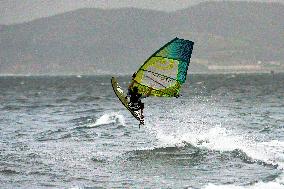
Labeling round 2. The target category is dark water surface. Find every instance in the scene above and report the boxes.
[0,73,283,188]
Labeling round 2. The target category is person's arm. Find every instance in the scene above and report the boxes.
[128,80,134,90]
[128,72,137,89]
[127,81,135,97]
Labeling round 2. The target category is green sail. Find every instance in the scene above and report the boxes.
[131,37,194,97]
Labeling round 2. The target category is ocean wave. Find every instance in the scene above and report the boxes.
[0,168,19,175]
[231,149,278,169]
[202,175,284,189]
[55,98,70,103]
[2,105,22,111]
[125,144,205,161]
[2,104,57,111]
[73,108,103,114]
[91,156,107,163]
[147,123,284,169]
[72,96,102,103]
[89,112,126,127]
[145,120,284,188]
[34,129,72,141]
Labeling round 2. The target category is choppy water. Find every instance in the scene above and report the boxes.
[0,73,283,188]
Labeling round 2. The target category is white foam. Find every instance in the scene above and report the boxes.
[151,123,284,168]
[91,112,125,127]
[203,180,284,189]
[146,117,284,188]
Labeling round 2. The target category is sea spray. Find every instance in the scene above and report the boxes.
[92,112,125,127]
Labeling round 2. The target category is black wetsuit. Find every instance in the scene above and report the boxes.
[128,90,144,111]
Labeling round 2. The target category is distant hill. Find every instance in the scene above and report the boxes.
[0,1,283,75]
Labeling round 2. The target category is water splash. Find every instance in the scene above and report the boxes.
[203,180,284,189]
[91,112,125,127]
[144,99,284,188]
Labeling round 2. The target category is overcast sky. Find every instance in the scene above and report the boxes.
[1,0,283,25]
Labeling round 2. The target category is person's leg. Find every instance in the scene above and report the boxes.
[140,103,144,118]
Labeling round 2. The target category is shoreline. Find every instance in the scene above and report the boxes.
[0,71,283,77]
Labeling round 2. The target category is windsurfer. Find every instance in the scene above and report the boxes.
[126,73,152,119]
[127,86,145,118]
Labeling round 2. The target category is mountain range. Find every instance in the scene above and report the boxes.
[0,1,283,75]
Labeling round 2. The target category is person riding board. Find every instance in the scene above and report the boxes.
[126,72,152,119]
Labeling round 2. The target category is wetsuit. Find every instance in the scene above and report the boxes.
[127,90,144,111]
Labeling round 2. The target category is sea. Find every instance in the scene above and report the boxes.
[0,73,283,189]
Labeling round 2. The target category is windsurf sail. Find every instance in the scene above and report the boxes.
[130,37,194,97]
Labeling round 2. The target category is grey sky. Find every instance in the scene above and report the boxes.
[1,0,283,25]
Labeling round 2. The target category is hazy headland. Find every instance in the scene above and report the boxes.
[1,1,283,75]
